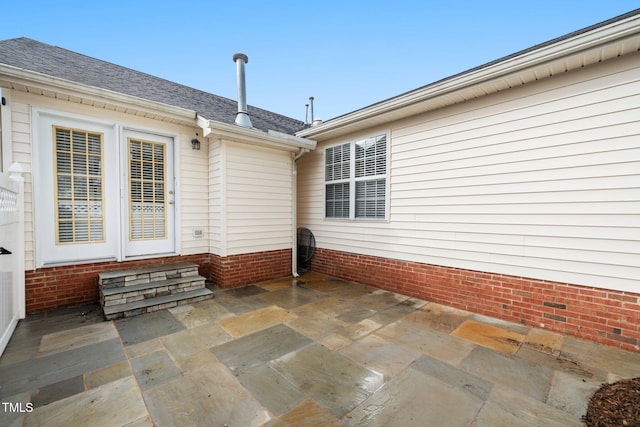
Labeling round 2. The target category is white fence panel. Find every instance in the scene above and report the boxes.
[0,162,24,357]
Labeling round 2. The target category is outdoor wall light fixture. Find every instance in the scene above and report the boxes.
[190,138,201,150]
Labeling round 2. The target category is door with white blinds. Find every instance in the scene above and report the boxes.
[34,111,119,267]
[122,130,175,257]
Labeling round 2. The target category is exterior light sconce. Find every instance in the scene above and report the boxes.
[191,138,201,150]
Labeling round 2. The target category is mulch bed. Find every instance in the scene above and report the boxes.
[583,377,640,426]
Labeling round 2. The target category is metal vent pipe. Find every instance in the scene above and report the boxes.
[233,53,253,128]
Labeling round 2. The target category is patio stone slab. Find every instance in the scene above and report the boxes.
[238,364,305,416]
[339,318,383,340]
[258,286,326,310]
[345,364,484,427]
[39,322,119,357]
[86,360,132,389]
[317,333,353,351]
[418,302,472,333]
[23,376,148,427]
[160,322,231,360]
[257,277,296,291]
[547,370,602,418]
[224,284,268,299]
[286,309,348,341]
[297,278,344,292]
[211,324,312,375]
[452,319,525,355]
[411,354,493,400]
[335,305,376,324]
[461,346,554,402]
[561,335,640,379]
[377,315,476,365]
[297,296,369,320]
[267,398,345,427]
[270,343,384,418]
[115,310,185,346]
[0,338,125,398]
[170,302,235,328]
[0,391,29,427]
[144,362,270,427]
[125,339,164,359]
[367,298,425,327]
[339,333,421,380]
[354,289,409,311]
[209,292,259,315]
[217,305,296,337]
[523,327,564,356]
[174,349,219,373]
[516,346,604,381]
[475,385,582,427]
[31,375,84,407]
[131,351,181,391]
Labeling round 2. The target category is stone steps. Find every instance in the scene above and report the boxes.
[98,263,213,320]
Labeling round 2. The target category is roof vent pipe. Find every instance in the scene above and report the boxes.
[233,53,253,128]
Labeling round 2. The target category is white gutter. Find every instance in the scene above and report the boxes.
[291,147,308,278]
[197,115,316,152]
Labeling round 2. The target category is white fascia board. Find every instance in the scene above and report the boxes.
[198,115,316,151]
[297,13,640,139]
[0,64,197,123]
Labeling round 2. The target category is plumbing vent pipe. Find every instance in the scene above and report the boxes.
[233,53,253,128]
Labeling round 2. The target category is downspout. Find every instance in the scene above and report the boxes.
[292,147,308,278]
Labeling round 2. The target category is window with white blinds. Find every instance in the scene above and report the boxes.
[325,133,388,219]
[53,127,105,244]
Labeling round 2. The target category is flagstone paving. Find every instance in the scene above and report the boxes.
[2,272,640,426]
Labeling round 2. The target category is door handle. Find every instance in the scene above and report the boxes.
[0,247,12,255]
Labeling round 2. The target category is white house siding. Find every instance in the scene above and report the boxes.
[297,54,640,293]
[208,140,223,255]
[223,141,293,255]
[7,90,210,268]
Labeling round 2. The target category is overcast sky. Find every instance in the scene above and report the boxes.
[1,1,637,121]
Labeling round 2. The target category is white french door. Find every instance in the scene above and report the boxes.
[122,129,175,258]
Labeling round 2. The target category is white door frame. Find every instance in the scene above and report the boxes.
[121,127,177,259]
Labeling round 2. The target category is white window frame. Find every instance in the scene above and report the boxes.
[324,131,390,221]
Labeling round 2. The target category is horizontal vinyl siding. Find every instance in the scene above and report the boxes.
[208,141,223,255]
[10,97,34,269]
[298,55,640,293]
[225,142,293,255]
[179,139,209,255]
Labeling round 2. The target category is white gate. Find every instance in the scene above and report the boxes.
[0,163,24,357]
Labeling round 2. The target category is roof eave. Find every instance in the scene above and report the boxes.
[197,115,316,152]
[297,12,640,141]
[0,64,198,126]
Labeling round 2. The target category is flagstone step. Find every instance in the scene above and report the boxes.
[103,288,213,320]
[99,263,200,289]
[98,263,213,320]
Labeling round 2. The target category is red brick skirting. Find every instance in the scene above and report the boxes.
[209,249,292,289]
[25,248,292,314]
[310,247,640,352]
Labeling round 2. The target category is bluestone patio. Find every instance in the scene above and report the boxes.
[2,272,639,426]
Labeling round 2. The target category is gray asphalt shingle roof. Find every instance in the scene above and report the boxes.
[0,37,306,135]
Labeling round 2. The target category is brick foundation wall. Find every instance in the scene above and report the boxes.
[25,248,292,314]
[209,249,292,288]
[311,247,640,352]
[26,254,210,314]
